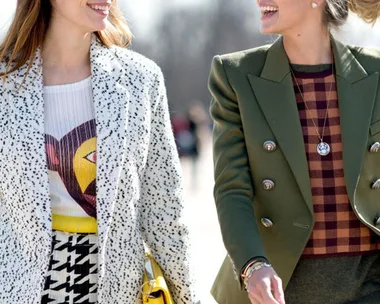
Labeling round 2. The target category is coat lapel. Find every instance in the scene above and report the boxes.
[5,49,52,236]
[248,38,313,214]
[89,38,130,242]
[332,40,379,202]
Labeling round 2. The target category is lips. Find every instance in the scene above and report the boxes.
[87,2,111,15]
[260,5,279,15]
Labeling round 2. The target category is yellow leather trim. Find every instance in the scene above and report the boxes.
[142,253,174,304]
[52,214,98,233]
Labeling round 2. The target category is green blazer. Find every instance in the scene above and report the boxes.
[209,37,380,304]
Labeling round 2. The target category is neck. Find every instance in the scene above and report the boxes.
[283,27,333,65]
[42,17,92,70]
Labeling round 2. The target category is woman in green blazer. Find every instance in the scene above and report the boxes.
[209,0,380,303]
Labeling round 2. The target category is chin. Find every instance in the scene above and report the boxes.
[260,24,282,35]
[260,27,276,34]
[89,22,108,32]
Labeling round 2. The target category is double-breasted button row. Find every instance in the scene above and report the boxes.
[369,142,380,153]
[261,141,276,228]
[262,141,276,189]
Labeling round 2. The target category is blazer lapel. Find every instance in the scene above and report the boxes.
[90,39,130,241]
[248,38,313,214]
[332,40,379,202]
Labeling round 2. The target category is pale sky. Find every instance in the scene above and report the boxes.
[0,1,16,37]
[0,0,205,38]
[1,0,380,46]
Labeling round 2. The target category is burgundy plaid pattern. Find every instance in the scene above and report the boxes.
[292,67,380,256]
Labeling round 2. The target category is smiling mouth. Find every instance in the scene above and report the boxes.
[260,6,279,17]
[87,3,111,15]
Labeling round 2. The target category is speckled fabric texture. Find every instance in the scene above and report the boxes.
[0,37,199,304]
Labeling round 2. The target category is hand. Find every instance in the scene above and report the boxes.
[246,266,285,304]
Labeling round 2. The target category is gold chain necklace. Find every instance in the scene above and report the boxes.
[290,64,335,156]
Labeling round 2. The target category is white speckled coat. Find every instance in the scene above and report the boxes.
[0,38,198,304]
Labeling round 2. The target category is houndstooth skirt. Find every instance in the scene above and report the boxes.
[41,230,98,304]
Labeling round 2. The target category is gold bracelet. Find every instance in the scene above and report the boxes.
[243,262,272,290]
[241,260,260,279]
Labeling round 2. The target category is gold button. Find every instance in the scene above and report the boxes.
[263,141,277,152]
[370,142,380,153]
[261,218,273,228]
[262,179,275,190]
[372,179,380,190]
[374,216,380,226]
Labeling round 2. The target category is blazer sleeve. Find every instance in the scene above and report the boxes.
[209,55,268,287]
[139,67,199,304]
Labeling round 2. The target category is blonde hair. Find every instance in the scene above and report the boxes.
[325,0,379,28]
[349,0,380,24]
[0,0,132,78]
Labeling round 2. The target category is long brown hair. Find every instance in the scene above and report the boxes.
[0,0,132,78]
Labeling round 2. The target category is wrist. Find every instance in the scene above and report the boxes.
[242,261,272,290]
[241,260,262,279]
[241,257,269,279]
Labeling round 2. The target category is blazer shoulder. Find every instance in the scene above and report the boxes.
[112,46,162,80]
[111,47,165,111]
[215,44,272,77]
[349,45,380,74]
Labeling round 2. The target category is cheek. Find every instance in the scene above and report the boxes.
[279,5,307,26]
[54,0,88,19]
[54,2,96,27]
[52,0,108,32]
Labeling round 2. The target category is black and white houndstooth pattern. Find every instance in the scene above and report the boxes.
[41,231,98,304]
[0,36,199,303]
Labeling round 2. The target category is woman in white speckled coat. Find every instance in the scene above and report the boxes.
[0,1,199,303]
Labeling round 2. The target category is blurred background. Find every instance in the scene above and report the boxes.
[1,1,380,302]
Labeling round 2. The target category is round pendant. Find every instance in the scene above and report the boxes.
[317,142,330,156]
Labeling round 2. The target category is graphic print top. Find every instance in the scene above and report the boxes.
[44,77,97,233]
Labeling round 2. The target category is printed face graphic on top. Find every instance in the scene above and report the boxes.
[46,119,97,218]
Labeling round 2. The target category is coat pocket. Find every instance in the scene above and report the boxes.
[370,119,380,136]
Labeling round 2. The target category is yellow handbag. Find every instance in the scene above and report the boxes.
[142,253,174,304]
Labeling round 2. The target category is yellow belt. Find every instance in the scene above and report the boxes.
[52,214,98,233]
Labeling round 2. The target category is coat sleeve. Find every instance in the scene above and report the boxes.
[139,66,199,304]
[209,55,268,288]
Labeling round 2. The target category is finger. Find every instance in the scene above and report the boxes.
[260,281,280,304]
[248,291,259,304]
[248,295,259,304]
[271,276,285,304]
[248,280,266,304]
[248,286,261,304]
